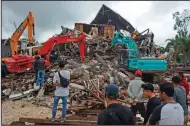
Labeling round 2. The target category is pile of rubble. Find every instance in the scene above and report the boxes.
[1,27,165,106]
[4,27,190,125]
[2,32,134,118]
[2,36,137,124]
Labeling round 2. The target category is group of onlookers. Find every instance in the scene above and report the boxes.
[97,70,189,125]
[32,54,189,125]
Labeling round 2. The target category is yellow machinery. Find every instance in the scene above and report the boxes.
[2,11,35,62]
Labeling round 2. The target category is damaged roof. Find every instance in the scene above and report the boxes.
[90,4,136,33]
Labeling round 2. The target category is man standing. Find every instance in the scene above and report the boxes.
[36,55,46,87]
[97,84,135,125]
[179,72,189,95]
[52,60,70,122]
[55,49,59,61]
[179,72,189,107]
[1,62,8,78]
[141,83,161,125]
[127,70,145,118]
[32,55,40,82]
[172,76,189,125]
[147,82,184,125]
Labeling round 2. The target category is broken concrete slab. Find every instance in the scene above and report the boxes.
[2,88,12,96]
[69,83,85,90]
[9,89,36,100]
[117,72,130,84]
[82,70,90,80]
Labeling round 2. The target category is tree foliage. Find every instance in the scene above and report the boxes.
[165,9,190,64]
[173,9,190,37]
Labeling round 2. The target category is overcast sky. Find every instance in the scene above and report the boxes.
[2,1,190,47]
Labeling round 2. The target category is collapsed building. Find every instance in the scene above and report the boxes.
[2,4,190,125]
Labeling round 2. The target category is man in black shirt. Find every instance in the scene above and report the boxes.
[97,84,135,125]
[141,83,161,125]
[32,55,40,82]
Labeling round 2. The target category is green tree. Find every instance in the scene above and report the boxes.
[165,9,190,64]
[173,9,190,37]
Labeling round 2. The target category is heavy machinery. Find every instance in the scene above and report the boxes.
[39,31,86,62]
[111,32,167,82]
[4,22,86,73]
[3,12,36,73]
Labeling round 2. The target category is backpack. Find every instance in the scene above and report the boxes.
[58,71,69,88]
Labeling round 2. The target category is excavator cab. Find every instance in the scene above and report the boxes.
[112,32,167,72]
[118,49,129,69]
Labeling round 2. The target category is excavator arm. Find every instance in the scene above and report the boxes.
[10,11,35,55]
[39,32,86,62]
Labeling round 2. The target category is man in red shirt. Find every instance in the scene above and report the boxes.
[178,72,189,108]
[179,72,189,95]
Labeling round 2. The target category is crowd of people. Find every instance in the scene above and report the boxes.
[97,70,189,125]
[32,54,189,125]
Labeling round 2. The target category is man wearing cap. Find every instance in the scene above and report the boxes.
[172,76,188,125]
[147,82,184,125]
[97,84,135,125]
[127,70,145,117]
[141,83,161,125]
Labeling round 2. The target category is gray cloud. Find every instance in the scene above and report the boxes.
[133,1,190,46]
[2,1,112,40]
[2,1,190,46]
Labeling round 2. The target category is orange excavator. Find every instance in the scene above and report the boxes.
[5,24,86,73]
[11,11,35,54]
[4,11,36,73]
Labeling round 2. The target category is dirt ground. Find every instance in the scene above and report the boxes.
[2,100,62,125]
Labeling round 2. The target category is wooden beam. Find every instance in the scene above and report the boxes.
[19,117,97,125]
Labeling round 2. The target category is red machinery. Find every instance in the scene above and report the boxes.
[5,32,86,73]
[39,32,86,62]
[5,55,35,73]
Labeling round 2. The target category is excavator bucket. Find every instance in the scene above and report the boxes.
[5,54,34,73]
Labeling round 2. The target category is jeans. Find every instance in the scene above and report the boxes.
[35,69,38,81]
[52,96,67,119]
[36,70,45,86]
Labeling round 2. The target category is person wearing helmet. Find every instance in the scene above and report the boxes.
[127,70,145,118]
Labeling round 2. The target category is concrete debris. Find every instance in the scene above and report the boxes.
[2,26,190,125]
[36,87,45,101]
[2,88,12,96]
[9,89,36,100]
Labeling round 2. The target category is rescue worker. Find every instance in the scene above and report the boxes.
[127,70,145,118]
[49,50,55,63]
[55,49,59,61]
[97,84,135,125]
[49,50,58,64]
